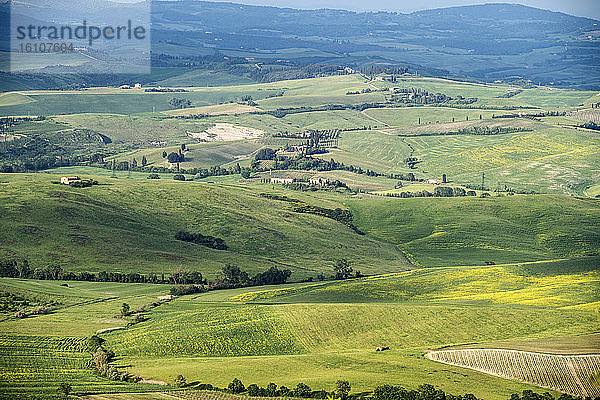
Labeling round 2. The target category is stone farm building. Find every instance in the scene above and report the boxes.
[61,176,82,185]
[426,179,443,184]
[271,177,294,184]
[309,177,329,186]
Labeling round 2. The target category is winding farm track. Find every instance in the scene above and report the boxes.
[425,349,600,397]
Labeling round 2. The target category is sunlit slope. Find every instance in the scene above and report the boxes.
[0,174,407,277]
[231,262,600,308]
[103,264,599,398]
[345,195,600,267]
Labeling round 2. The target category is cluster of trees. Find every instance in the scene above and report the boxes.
[398,126,533,138]
[0,291,59,313]
[346,88,383,95]
[170,284,206,296]
[508,390,580,400]
[212,264,292,289]
[579,121,600,131]
[69,179,99,188]
[382,187,481,198]
[0,126,108,173]
[174,229,228,250]
[261,193,364,235]
[169,97,192,109]
[255,148,277,160]
[164,149,186,164]
[164,378,560,400]
[454,126,532,136]
[239,95,257,106]
[389,88,478,106]
[254,154,383,178]
[292,202,361,232]
[360,65,409,76]
[92,344,140,383]
[215,378,349,399]
[373,384,479,400]
[282,180,350,193]
[492,111,565,119]
[333,259,359,280]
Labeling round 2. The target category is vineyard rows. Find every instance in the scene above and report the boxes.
[425,349,600,397]
[569,109,600,124]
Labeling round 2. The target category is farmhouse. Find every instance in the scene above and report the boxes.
[60,176,82,185]
[271,178,294,184]
[309,177,329,186]
[427,179,443,184]
[134,83,142,89]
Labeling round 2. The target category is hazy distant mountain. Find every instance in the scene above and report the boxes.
[2,0,599,88]
[149,1,600,88]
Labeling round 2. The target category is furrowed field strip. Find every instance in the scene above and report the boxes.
[425,349,600,397]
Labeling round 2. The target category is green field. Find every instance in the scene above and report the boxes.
[329,126,600,194]
[103,265,598,398]
[1,73,600,399]
[3,260,597,399]
[0,173,409,277]
[346,195,600,267]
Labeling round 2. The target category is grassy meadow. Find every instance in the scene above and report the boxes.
[1,73,599,399]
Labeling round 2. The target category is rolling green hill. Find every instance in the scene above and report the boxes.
[1,174,598,276]
[0,173,408,278]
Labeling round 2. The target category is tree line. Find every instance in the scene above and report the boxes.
[155,375,581,400]
[0,256,292,292]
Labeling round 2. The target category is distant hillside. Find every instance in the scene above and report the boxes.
[149,1,600,88]
[2,1,599,89]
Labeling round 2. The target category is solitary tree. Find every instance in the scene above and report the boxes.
[228,378,245,394]
[336,380,351,399]
[141,155,147,166]
[58,382,72,397]
[334,259,353,280]
[162,151,167,158]
[175,374,187,387]
[121,302,130,317]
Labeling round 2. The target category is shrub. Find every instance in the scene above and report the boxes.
[70,180,97,188]
[174,229,228,250]
[173,174,186,181]
[170,285,206,296]
[175,374,187,387]
[229,378,245,394]
[57,382,72,397]
[147,173,160,179]
[255,148,276,160]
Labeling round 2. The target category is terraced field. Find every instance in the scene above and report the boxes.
[0,334,166,398]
